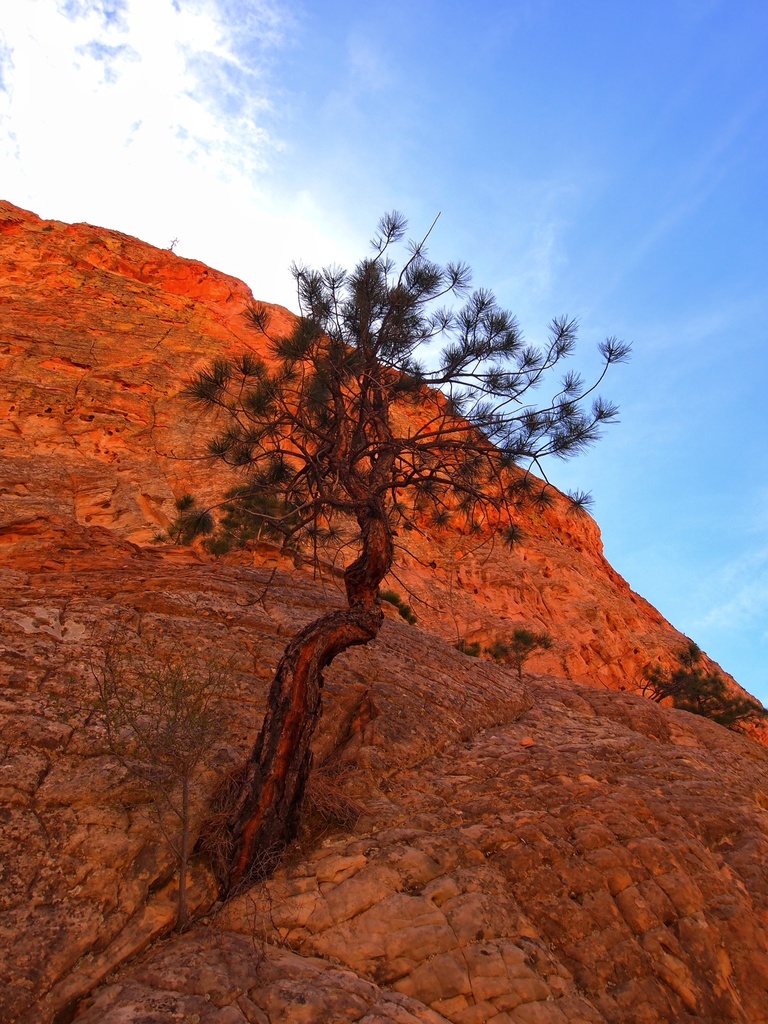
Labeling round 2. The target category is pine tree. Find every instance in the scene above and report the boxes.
[185,212,630,891]
[487,627,554,682]
[642,641,767,730]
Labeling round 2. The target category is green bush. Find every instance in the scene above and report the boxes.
[455,638,482,658]
[380,589,417,625]
[485,627,553,681]
[642,642,767,730]
[204,484,301,555]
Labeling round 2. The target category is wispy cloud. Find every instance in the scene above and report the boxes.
[2,0,280,185]
[0,0,343,305]
[0,33,13,92]
[694,545,768,634]
[489,179,579,327]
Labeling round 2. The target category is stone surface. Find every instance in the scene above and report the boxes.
[0,199,744,692]
[2,203,768,1023]
[3,551,768,1022]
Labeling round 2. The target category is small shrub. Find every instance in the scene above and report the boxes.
[206,535,235,556]
[204,484,302,555]
[83,629,228,929]
[302,759,366,835]
[483,627,553,681]
[505,628,553,682]
[455,638,482,658]
[484,639,510,663]
[380,589,417,624]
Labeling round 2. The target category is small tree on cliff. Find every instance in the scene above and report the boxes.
[642,642,767,730]
[88,630,227,929]
[185,212,630,892]
[487,627,554,682]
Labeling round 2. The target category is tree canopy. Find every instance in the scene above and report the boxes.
[642,642,767,730]
[185,212,630,892]
[187,212,630,554]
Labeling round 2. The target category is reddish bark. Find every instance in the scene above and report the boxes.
[226,511,393,893]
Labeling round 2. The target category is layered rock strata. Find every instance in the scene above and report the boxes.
[0,200,731,689]
[2,202,768,1023]
[2,550,768,1023]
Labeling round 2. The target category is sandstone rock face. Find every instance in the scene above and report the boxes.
[0,199,291,548]
[4,550,768,1023]
[2,203,768,1023]
[0,200,734,691]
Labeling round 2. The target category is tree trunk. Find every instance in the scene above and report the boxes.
[225,510,393,894]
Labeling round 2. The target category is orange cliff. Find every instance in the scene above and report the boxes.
[4,201,768,1024]
[0,199,747,698]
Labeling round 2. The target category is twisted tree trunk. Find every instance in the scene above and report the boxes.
[225,510,393,894]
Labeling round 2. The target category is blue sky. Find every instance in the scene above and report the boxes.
[2,0,768,702]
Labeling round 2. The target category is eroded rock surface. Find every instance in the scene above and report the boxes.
[2,550,768,1022]
[78,671,768,1024]
[0,199,736,690]
[2,203,768,1023]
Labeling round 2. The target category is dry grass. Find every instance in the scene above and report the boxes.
[303,757,367,833]
[197,751,370,891]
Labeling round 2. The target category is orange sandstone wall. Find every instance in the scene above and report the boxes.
[0,200,745,695]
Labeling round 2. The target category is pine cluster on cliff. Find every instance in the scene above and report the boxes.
[642,642,767,730]
[185,212,630,891]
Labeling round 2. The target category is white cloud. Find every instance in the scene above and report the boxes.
[0,0,362,307]
[1,0,276,185]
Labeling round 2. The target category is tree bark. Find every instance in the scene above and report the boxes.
[225,509,393,894]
